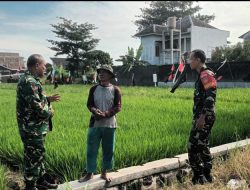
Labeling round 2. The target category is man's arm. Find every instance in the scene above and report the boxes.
[201,70,217,115]
[23,81,52,119]
[87,85,99,113]
[196,70,217,128]
[103,86,122,118]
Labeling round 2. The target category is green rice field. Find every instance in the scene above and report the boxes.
[0,163,7,190]
[0,83,249,181]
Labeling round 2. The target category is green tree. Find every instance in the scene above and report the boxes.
[116,44,147,72]
[240,41,250,61]
[47,17,99,77]
[135,1,215,31]
[211,41,250,62]
[85,50,113,71]
[116,44,148,86]
[45,63,53,74]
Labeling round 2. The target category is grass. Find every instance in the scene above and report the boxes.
[164,145,250,190]
[0,163,7,190]
[0,83,250,182]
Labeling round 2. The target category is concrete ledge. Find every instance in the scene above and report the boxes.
[57,139,250,190]
[158,81,250,88]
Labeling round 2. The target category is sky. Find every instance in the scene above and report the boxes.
[0,1,249,66]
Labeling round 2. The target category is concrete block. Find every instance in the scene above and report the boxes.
[57,139,250,190]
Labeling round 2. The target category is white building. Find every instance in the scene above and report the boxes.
[134,15,230,65]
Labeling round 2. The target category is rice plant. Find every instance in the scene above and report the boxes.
[0,83,249,182]
[0,163,7,190]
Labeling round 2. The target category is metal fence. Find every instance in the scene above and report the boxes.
[113,61,250,86]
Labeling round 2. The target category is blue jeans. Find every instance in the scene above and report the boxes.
[86,127,116,173]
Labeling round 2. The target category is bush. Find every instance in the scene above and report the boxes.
[211,41,250,62]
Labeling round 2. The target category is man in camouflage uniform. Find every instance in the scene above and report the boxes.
[188,49,217,185]
[16,54,60,190]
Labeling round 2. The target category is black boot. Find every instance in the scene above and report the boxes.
[25,187,38,190]
[204,168,213,183]
[25,181,38,190]
[36,178,58,189]
[191,172,207,185]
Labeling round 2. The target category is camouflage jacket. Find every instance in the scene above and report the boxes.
[16,71,52,135]
[193,67,217,120]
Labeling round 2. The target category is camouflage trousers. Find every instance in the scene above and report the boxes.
[20,131,46,186]
[187,114,215,175]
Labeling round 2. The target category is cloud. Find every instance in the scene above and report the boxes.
[0,35,55,62]
[0,1,249,66]
[0,1,146,65]
[50,1,146,63]
[0,11,7,20]
[198,1,250,44]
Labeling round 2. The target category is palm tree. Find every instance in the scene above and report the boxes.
[116,44,148,85]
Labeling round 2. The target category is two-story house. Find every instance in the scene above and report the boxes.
[134,15,230,65]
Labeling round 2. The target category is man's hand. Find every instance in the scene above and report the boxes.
[49,106,55,117]
[94,109,106,120]
[47,94,61,103]
[196,114,206,129]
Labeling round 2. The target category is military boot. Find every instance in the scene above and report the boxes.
[24,181,38,190]
[25,187,38,190]
[36,177,58,189]
[203,168,213,183]
[191,171,207,185]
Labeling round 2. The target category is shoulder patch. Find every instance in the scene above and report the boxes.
[200,70,217,90]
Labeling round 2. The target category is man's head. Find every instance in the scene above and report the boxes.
[97,64,115,82]
[27,54,46,78]
[189,49,206,70]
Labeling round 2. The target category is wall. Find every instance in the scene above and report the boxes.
[57,139,250,190]
[191,26,230,59]
[141,34,191,65]
[141,35,162,65]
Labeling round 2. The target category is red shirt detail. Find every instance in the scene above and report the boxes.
[200,70,217,90]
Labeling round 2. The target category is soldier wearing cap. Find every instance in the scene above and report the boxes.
[79,64,122,183]
[16,54,60,190]
[188,49,217,185]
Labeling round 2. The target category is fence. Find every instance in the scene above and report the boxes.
[113,61,250,86]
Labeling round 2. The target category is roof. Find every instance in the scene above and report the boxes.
[188,16,216,29]
[0,65,18,71]
[239,31,250,40]
[134,15,217,37]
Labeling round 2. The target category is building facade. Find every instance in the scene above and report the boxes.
[134,16,230,65]
[0,52,25,70]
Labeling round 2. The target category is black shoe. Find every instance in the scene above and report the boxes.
[25,182,38,190]
[204,173,213,183]
[25,187,38,190]
[191,175,207,185]
[36,180,58,189]
[204,169,213,183]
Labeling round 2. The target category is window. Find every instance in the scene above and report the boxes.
[165,39,178,49]
[186,38,191,52]
[155,45,160,57]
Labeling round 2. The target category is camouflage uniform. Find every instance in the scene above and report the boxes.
[188,67,217,180]
[16,71,53,187]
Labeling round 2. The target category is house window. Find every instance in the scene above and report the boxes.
[186,38,191,52]
[173,39,179,49]
[155,45,160,57]
[165,39,178,49]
